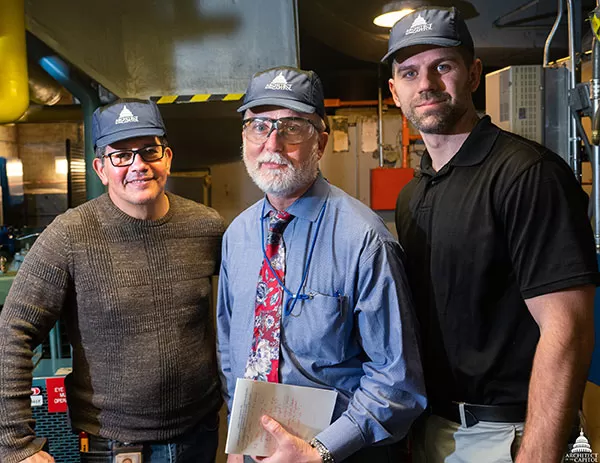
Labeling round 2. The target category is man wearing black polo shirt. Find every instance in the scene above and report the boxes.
[383,6,599,463]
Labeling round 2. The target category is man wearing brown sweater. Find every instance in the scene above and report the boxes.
[0,99,225,463]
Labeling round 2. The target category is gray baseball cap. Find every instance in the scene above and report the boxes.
[92,99,166,148]
[381,7,474,62]
[237,66,325,119]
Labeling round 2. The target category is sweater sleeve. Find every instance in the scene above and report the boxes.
[0,217,72,463]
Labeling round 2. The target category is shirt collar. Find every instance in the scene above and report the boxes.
[419,116,500,176]
[261,172,330,222]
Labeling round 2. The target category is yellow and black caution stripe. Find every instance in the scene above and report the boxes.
[150,94,244,104]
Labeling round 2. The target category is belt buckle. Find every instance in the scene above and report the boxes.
[458,402,479,428]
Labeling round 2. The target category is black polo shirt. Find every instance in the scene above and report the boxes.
[396,116,599,406]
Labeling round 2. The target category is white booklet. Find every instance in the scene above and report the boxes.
[225,378,338,457]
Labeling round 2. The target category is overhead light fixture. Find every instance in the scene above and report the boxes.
[374,7,415,28]
[373,1,479,28]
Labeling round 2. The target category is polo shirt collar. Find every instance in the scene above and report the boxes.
[419,116,500,175]
[261,172,330,222]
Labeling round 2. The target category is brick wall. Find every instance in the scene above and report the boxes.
[17,122,83,193]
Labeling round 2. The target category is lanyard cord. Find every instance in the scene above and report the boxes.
[260,199,327,316]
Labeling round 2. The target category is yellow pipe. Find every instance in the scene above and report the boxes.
[0,0,29,123]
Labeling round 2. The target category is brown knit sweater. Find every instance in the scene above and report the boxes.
[0,192,225,463]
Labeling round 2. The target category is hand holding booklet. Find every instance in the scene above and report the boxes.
[225,378,338,457]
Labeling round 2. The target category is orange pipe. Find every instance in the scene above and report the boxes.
[401,114,420,168]
[323,99,422,168]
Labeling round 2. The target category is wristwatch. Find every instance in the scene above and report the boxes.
[309,438,335,463]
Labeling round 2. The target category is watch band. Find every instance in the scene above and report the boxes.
[309,438,335,463]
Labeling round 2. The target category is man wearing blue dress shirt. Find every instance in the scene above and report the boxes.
[216,66,427,463]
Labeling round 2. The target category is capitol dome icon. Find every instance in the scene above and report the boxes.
[572,430,593,454]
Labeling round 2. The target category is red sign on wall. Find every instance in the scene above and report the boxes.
[46,377,68,413]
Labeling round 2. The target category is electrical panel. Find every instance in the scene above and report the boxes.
[486,65,543,144]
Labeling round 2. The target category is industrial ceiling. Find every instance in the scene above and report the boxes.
[300,0,599,101]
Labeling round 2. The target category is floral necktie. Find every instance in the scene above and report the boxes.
[244,210,293,382]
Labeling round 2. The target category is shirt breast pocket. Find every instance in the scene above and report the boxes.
[283,290,350,365]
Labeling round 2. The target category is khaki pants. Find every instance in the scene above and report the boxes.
[411,414,524,463]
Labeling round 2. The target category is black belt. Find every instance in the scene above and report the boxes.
[86,434,142,452]
[431,401,527,427]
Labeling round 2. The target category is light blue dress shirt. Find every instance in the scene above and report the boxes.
[216,175,426,461]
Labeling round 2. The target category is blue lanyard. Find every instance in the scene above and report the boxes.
[260,199,327,316]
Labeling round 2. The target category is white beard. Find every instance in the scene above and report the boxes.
[242,140,320,197]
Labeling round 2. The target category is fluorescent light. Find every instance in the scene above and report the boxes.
[373,8,414,27]
[55,157,68,175]
[6,160,23,178]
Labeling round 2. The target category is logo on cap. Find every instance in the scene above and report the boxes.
[265,72,293,91]
[405,14,433,35]
[114,105,139,125]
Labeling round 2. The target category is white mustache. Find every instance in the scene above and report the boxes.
[257,152,292,167]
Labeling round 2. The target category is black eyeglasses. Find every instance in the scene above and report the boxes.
[103,144,167,167]
[242,117,321,145]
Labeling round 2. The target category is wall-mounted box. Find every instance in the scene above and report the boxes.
[370,167,414,211]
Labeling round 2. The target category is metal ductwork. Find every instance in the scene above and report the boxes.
[28,60,64,106]
[16,104,82,123]
[0,0,29,123]
[28,34,103,200]
[25,0,298,97]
